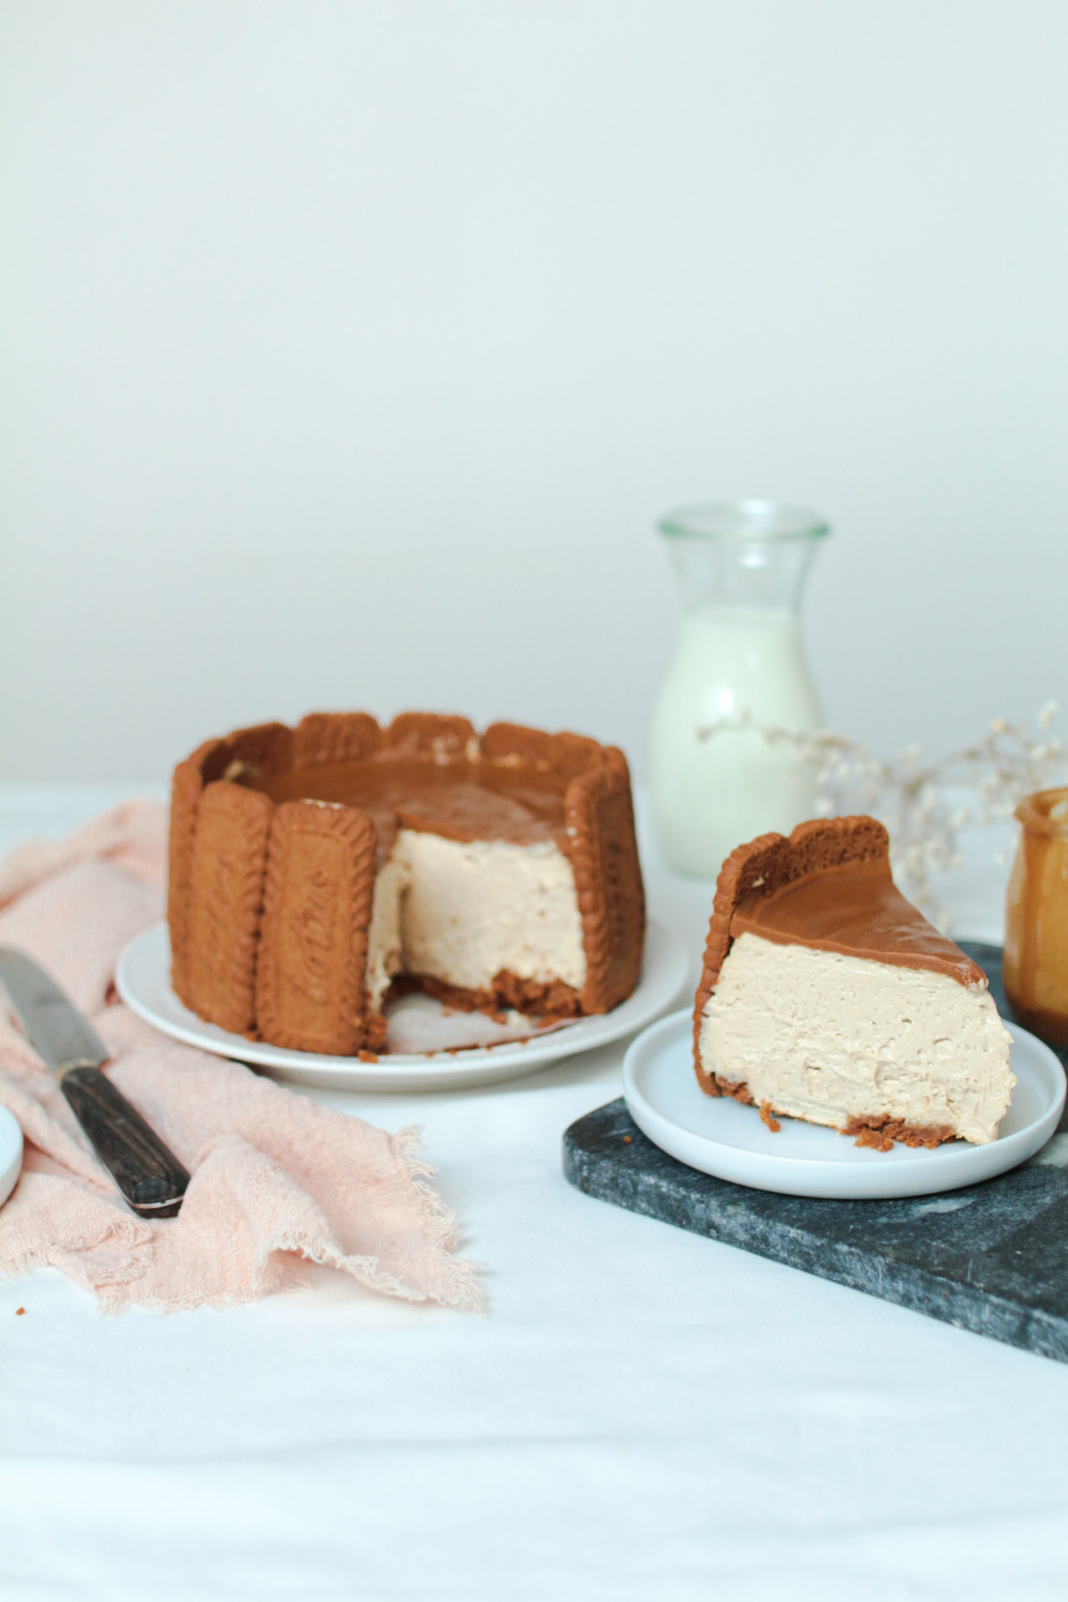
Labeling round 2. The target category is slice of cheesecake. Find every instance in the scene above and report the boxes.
[693,817,1015,1149]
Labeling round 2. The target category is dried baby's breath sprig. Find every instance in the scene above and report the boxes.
[697,705,1066,929]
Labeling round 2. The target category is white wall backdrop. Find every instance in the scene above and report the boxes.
[1,0,1066,784]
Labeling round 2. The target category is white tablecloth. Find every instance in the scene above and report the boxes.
[1,789,1065,1602]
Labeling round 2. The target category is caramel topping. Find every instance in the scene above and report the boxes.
[729,857,985,988]
[240,755,569,848]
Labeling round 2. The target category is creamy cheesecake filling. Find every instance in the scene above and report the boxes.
[699,932,1015,1145]
[366,830,586,1011]
[366,855,410,1010]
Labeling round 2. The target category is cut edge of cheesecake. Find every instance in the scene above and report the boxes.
[691,816,1003,1149]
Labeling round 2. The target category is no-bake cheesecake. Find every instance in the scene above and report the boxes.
[693,817,1015,1148]
[168,713,645,1055]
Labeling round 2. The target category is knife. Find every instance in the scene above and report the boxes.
[0,948,189,1218]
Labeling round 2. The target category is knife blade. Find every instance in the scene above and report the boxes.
[0,948,189,1218]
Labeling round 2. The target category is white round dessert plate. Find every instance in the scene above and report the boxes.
[622,1009,1067,1200]
[116,920,689,1093]
[0,1107,23,1210]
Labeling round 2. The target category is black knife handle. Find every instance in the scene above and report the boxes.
[61,1067,190,1218]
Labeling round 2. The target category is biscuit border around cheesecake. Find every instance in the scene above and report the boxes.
[690,815,983,1149]
[167,712,645,1054]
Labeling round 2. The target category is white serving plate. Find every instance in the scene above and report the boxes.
[622,1008,1067,1200]
[116,920,689,1093]
[0,1106,23,1210]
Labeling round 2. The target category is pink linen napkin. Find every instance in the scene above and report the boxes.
[0,802,482,1313]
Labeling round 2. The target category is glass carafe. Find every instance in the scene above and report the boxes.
[651,501,830,877]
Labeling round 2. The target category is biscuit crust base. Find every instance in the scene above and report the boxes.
[692,816,962,1152]
[168,712,644,1056]
[845,1116,958,1152]
[361,969,584,1058]
[415,972,584,1020]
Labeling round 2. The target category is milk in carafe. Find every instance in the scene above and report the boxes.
[650,503,829,877]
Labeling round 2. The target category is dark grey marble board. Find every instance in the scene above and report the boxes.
[563,942,1068,1363]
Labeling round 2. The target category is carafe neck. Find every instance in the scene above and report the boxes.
[658,500,829,618]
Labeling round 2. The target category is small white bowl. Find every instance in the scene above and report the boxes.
[0,1106,23,1210]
